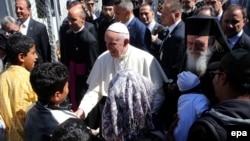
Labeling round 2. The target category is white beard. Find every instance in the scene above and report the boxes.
[186,47,213,76]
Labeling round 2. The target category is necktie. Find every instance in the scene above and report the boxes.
[19,24,24,34]
[162,28,170,39]
[159,29,170,60]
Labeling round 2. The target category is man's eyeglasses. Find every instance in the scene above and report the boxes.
[209,71,222,79]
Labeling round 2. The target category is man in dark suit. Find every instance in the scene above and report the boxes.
[160,0,186,84]
[15,0,51,63]
[221,4,250,50]
[157,0,186,131]
[204,0,224,21]
[114,0,151,51]
[139,3,166,57]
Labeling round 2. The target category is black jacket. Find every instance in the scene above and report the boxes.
[24,101,76,141]
[187,99,250,141]
[27,18,51,63]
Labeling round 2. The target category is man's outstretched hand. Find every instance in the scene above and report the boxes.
[75,108,85,119]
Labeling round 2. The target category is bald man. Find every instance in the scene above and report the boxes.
[64,6,99,112]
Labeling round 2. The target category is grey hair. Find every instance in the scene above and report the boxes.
[1,16,17,30]
[116,0,133,11]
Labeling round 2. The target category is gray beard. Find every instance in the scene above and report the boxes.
[186,47,213,76]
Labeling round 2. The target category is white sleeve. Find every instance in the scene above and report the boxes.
[78,89,102,118]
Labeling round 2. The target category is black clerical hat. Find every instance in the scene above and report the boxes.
[185,14,229,48]
[103,0,115,6]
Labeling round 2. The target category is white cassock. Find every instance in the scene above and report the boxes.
[78,45,169,117]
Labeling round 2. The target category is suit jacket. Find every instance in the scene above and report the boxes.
[127,17,152,51]
[26,18,51,63]
[150,23,168,58]
[151,22,165,35]
[232,32,250,50]
[159,20,186,81]
[157,21,186,131]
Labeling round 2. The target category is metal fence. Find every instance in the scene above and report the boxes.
[5,0,70,62]
[29,0,68,62]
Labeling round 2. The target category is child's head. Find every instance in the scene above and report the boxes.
[51,118,100,141]
[6,32,37,69]
[177,71,201,93]
[30,62,69,104]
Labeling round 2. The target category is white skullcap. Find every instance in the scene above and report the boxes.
[106,22,129,34]
[177,71,200,92]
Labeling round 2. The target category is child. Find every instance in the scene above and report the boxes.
[24,62,77,141]
[51,118,101,141]
[0,33,38,141]
[173,71,209,141]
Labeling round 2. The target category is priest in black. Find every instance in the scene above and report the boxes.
[93,0,115,54]
[61,5,99,112]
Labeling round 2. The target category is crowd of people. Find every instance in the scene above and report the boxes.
[0,0,250,141]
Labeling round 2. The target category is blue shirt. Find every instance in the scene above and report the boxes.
[174,93,209,141]
[227,30,243,49]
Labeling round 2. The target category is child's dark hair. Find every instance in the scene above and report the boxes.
[30,62,69,103]
[6,32,35,64]
[51,118,101,141]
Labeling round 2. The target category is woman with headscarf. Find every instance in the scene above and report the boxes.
[102,69,166,141]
